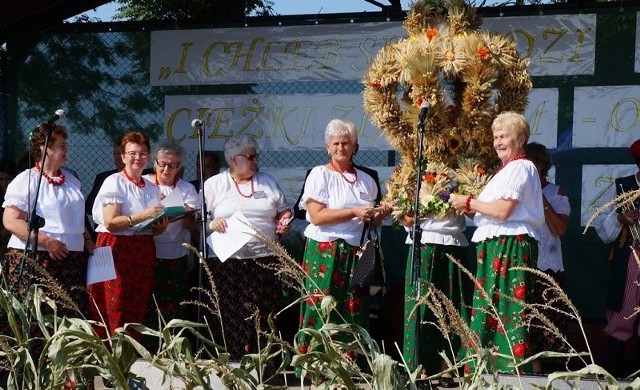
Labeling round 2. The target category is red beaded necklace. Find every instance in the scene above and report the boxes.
[122,168,145,188]
[329,160,357,184]
[501,154,528,168]
[35,162,65,186]
[231,174,254,198]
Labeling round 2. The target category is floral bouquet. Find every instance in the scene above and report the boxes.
[455,156,493,197]
[387,157,493,221]
[388,161,457,220]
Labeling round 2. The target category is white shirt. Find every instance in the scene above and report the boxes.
[592,174,639,244]
[203,170,290,259]
[472,159,544,243]
[533,182,571,272]
[3,167,85,251]
[301,165,378,246]
[92,172,162,236]
[404,213,468,247]
[144,175,199,259]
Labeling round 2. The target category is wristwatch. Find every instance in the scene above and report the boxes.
[127,215,133,227]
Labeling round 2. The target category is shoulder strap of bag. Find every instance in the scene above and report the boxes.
[360,221,372,246]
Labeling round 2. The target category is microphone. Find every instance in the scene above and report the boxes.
[417,101,430,125]
[46,109,65,126]
[191,119,203,129]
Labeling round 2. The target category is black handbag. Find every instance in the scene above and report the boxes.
[350,221,386,294]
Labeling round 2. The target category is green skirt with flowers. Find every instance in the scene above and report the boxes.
[295,237,369,353]
[460,234,536,374]
[403,243,468,375]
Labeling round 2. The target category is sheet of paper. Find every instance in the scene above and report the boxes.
[206,211,255,262]
[86,246,117,285]
[161,187,183,207]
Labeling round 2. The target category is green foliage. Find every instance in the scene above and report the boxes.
[113,0,275,22]
[7,29,165,164]
[1,246,636,390]
[292,321,406,389]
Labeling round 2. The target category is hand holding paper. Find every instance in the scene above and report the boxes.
[206,211,256,262]
[132,189,191,233]
[86,246,117,285]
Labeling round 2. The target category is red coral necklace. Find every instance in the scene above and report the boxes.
[330,160,357,184]
[231,174,254,198]
[122,169,145,188]
[502,154,527,168]
[35,162,65,186]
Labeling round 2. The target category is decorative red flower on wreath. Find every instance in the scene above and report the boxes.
[425,28,438,41]
[475,46,491,60]
[423,172,436,183]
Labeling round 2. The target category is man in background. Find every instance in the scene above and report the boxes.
[594,138,640,377]
[190,150,222,192]
[188,150,222,324]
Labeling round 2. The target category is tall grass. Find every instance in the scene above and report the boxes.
[0,234,638,389]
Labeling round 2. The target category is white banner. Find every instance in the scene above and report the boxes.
[150,14,596,86]
[163,89,557,151]
[581,164,636,226]
[527,88,559,148]
[572,85,640,148]
[150,23,405,86]
[164,93,389,150]
[481,14,596,77]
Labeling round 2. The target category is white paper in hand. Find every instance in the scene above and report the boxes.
[206,211,256,262]
[86,246,117,285]
[161,187,183,206]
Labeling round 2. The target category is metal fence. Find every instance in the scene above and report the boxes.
[1,22,397,225]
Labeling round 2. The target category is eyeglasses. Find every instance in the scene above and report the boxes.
[156,160,181,169]
[125,151,149,158]
[235,154,259,162]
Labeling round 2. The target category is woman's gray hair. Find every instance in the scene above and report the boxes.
[324,119,358,145]
[224,134,259,165]
[154,138,185,160]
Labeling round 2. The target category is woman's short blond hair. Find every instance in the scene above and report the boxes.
[491,111,530,142]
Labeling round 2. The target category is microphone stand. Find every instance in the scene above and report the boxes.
[195,121,209,350]
[19,125,50,287]
[409,115,427,372]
